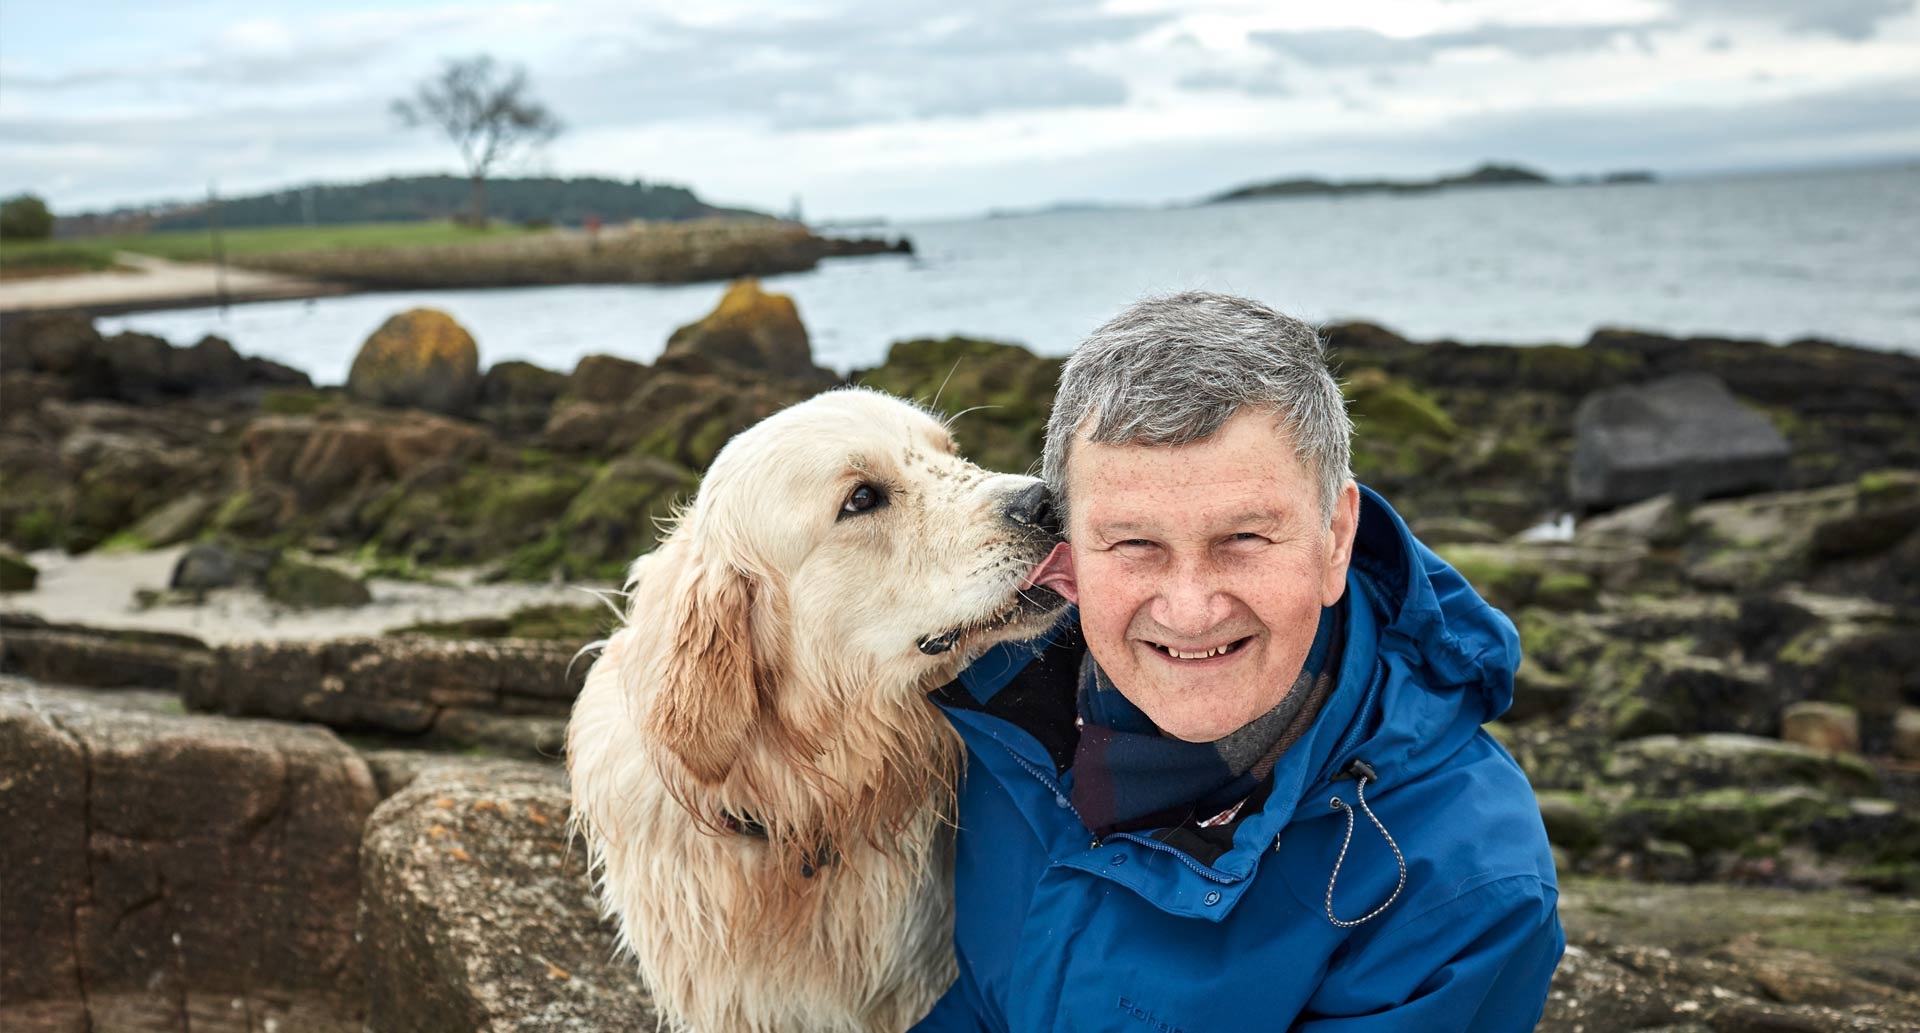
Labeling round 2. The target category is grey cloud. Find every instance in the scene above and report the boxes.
[1432,22,1659,56]
[1248,28,1433,66]
[1665,0,1916,41]
[1251,22,1663,66]
[0,97,431,209]
[1176,68,1290,97]
[2,11,470,95]
[546,1,1158,130]
[1055,74,1920,207]
[1412,74,1920,168]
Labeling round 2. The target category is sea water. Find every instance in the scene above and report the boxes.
[101,163,1920,385]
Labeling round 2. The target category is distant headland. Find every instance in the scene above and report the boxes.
[1207,162,1656,205]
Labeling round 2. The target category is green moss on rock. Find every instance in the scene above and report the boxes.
[0,548,37,591]
[394,602,612,642]
[859,337,1062,475]
[1537,791,1605,852]
[503,454,696,581]
[260,388,338,416]
[264,557,372,608]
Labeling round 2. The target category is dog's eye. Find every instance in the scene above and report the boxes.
[840,484,887,518]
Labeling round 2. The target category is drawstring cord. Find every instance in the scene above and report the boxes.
[1324,762,1406,928]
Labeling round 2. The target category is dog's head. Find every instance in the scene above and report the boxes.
[629,387,1068,786]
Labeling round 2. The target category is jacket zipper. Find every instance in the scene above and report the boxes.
[996,742,1241,886]
[1107,831,1240,885]
[1326,656,1388,786]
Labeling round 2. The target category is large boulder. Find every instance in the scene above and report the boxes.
[234,412,492,531]
[660,278,828,382]
[0,314,311,404]
[358,759,657,1032]
[0,681,374,1028]
[563,353,651,406]
[171,540,277,592]
[347,308,483,416]
[478,359,569,435]
[1570,373,1791,511]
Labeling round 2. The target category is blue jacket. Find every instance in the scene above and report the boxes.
[917,487,1563,1032]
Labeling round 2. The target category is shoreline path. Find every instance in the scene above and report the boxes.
[0,251,349,316]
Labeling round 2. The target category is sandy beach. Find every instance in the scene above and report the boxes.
[0,251,347,316]
[1,545,615,645]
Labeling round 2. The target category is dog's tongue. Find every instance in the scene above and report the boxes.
[1023,542,1078,603]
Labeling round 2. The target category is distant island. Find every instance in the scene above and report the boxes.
[58,175,771,237]
[1206,162,1656,204]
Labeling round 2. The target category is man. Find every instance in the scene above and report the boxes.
[916,292,1563,1031]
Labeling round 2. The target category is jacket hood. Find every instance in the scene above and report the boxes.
[1327,485,1520,796]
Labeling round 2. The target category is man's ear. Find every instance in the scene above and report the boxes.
[646,559,759,785]
[1323,481,1361,607]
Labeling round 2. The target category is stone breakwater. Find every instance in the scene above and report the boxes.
[2,284,1919,1030]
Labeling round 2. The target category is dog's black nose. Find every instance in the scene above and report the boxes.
[1002,483,1058,535]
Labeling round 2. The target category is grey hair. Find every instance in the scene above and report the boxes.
[1040,291,1353,526]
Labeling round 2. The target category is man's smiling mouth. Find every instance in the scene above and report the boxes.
[1147,637,1251,661]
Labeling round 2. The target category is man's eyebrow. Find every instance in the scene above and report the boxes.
[1216,509,1288,529]
[1089,509,1291,539]
[1089,519,1156,539]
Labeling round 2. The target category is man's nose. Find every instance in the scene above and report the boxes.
[1151,557,1233,636]
[1001,482,1059,536]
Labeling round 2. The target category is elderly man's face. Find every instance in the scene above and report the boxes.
[1058,409,1360,742]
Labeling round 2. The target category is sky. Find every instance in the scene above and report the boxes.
[3,0,1918,221]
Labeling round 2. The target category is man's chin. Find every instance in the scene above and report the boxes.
[1124,678,1271,744]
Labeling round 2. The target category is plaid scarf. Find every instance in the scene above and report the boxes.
[1070,603,1344,839]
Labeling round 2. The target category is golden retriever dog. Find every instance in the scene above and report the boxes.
[568,387,1067,1033]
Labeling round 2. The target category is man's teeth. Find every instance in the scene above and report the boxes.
[1164,643,1234,660]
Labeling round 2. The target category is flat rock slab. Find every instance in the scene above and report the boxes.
[183,636,584,742]
[0,680,374,1029]
[358,759,656,1033]
[1544,876,1920,1032]
[1571,372,1790,510]
[0,613,210,691]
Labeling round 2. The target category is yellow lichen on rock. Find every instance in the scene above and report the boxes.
[347,308,482,415]
[660,278,824,381]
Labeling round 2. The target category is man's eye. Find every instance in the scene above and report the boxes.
[840,484,887,518]
[1229,533,1267,544]
[1114,539,1154,550]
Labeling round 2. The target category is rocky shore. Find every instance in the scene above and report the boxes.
[2,285,1917,1031]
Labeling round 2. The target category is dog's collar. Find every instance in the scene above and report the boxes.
[719,810,838,878]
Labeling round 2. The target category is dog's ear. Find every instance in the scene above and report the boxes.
[647,560,760,785]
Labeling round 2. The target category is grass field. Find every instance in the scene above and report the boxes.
[0,242,126,278]
[0,220,537,275]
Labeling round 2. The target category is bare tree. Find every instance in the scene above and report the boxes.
[392,55,562,227]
